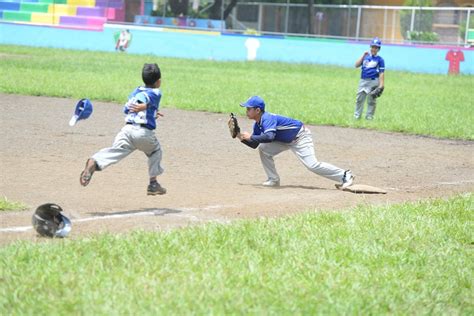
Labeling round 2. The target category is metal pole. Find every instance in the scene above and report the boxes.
[285,0,289,34]
[221,0,224,31]
[258,4,263,32]
[347,0,352,37]
[383,8,387,40]
[391,8,396,42]
[465,9,471,46]
[410,7,415,32]
[355,6,361,40]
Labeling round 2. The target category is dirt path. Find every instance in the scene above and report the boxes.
[1,94,473,245]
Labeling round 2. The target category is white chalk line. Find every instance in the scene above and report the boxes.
[0,204,233,233]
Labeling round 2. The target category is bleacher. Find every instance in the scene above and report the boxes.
[0,0,124,31]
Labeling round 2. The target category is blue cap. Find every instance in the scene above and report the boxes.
[69,99,93,126]
[240,96,265,111]
[371,37,382,48]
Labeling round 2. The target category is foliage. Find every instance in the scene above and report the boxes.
[1,194,472,314]
[406,30,439,42]
[459,15,474,42]
[399,0,434,40]
[0,197,28,212]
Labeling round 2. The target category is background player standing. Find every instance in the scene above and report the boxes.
[235,96,354,189]
[80,63,166,195]
[354,37,385,120]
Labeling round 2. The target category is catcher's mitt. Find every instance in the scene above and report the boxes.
[228,113,240,138]
[369,86,384,98]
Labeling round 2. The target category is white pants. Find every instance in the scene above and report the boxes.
[258,127,345,183]
[92,124,164,178]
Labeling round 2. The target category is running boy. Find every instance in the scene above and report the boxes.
[80,63,166,195]
[235,96,354,188]
[354,37,385,120]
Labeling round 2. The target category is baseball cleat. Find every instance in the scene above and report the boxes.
[340,170,354,189]
[147,182,167,195]
[262,179,280,187]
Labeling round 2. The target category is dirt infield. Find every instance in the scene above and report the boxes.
[1,94,473,245]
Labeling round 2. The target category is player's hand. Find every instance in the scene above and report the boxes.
[128,102,146,113]
[156,111,164,119]
[239,132,252,141]
[363,51,369,57]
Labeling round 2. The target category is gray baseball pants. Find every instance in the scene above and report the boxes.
[355,78,379,119]
[92,124,164,178]
[258,127,345,183]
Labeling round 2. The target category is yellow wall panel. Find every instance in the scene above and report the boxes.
[31,13,60,24]
[67,0,95,7]
[48,4,77,16]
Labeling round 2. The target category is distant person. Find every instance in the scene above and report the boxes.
[80,63,166,195]
[354,37,385,120]
[115,29,131,52]
[233,96,354,189]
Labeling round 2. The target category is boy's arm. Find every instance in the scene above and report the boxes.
[379,72,385,88]
[127,103,147,113]
[355,51,369,68]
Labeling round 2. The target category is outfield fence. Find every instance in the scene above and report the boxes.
[142,1,474,46]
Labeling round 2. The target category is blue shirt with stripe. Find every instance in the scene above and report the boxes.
[361,54,385,79]
[123,87,161,130]
[252,112,303,143]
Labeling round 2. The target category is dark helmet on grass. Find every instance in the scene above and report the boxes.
[32,203,71,238]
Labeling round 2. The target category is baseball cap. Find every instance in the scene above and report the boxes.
[240,96,265,111]
[69,99,93,126]
[370,37,382,48]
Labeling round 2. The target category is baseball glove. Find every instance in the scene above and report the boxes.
[369,86,384,98]
[228,113,240,138]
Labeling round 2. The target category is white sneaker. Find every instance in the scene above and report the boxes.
[262,179,280,187]
[341,170,354,188]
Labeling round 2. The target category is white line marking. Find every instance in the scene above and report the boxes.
[0,205,232,233]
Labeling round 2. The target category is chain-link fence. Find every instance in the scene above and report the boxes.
[229,3,473,46]
[140,1,473,46]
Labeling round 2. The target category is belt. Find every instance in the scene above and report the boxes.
[362,77,378,80]
[126,122,152,130]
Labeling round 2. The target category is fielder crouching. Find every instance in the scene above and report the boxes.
[235,96,354,189]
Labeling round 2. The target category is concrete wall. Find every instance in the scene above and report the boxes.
[0,22,472,75]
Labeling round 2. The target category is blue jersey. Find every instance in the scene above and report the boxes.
[123,87,161,130]
[361,54,385,79]
[252,112,303,143]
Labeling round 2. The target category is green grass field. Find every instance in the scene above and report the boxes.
[1,194,472,314]
[0,45,473,139]
[1,45,473,314]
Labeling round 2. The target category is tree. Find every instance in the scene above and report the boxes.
[169,0,189,16]
[208,0,239,20]
[308,0,315,34]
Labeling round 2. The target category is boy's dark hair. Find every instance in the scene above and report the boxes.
[142,63,161,86]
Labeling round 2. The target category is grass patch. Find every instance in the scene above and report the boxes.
[1,194,472,314]
[0,197,28,212]
[0,45,473,140]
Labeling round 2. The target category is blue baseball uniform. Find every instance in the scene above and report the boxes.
[91,86,164,178]
[360,54,385,79]
[247,112,348,186]
[251,112,303,143]
[124,87,161,130]
[355,53,385,120]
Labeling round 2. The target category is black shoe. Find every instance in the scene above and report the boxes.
[147,182,166,195]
